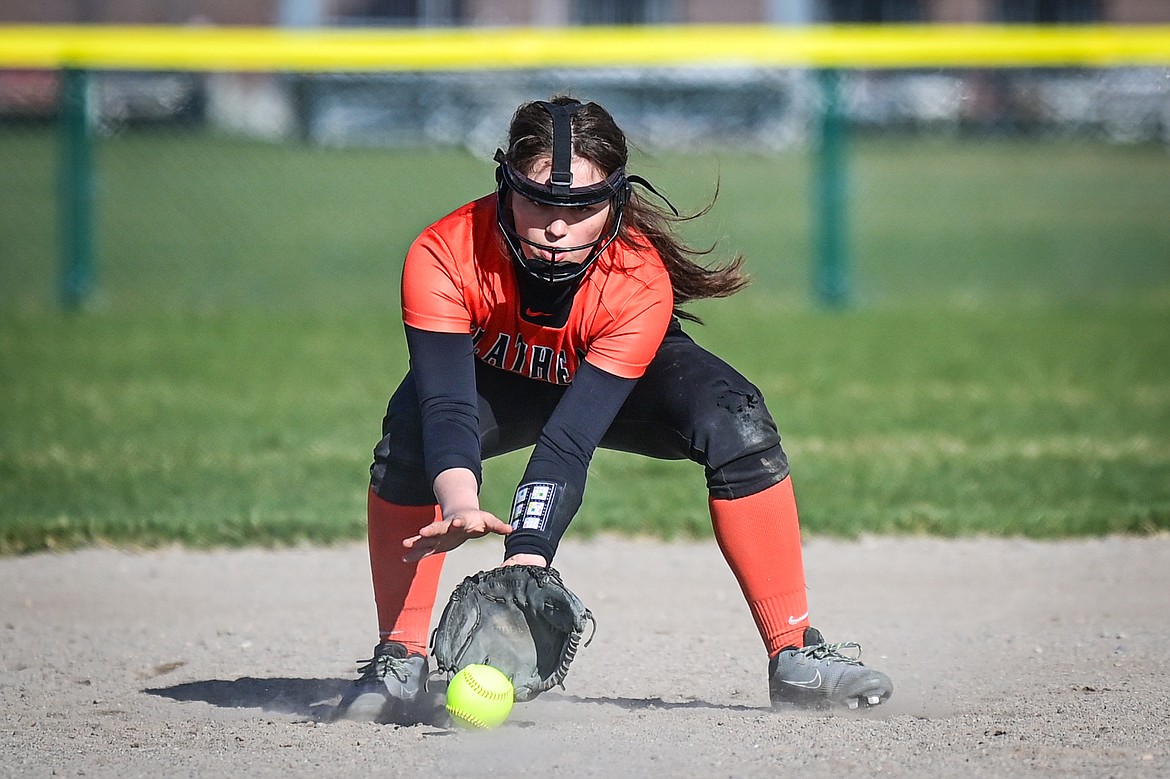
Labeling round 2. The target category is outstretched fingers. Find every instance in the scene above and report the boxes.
[400,510,512,562]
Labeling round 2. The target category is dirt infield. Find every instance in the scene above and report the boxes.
[3,535,1168,777]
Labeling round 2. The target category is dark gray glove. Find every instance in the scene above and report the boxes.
[430,565,595,702]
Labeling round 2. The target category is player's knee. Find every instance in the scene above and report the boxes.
[696,382,790,499]
[370,457,434,506]
[707,443,790,500]
[369,421,434,506]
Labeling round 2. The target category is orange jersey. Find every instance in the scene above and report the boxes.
[401,194,674,384]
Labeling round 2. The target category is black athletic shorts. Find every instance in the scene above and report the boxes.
[371,319,790,505]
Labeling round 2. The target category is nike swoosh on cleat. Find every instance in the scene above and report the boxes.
[781,669,822,689]
[787,611,810,625]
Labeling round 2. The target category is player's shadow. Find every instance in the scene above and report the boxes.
[146,677,350,722]
[546,692,760,713]
[145,677,450,725]
[146,680,762,723]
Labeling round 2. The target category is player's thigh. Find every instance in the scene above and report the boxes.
[601,324,782,471]
[371,367,563,503]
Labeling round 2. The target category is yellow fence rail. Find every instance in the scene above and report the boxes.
[2,23,1170,72]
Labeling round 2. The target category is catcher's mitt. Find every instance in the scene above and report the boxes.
[430,565,595,702]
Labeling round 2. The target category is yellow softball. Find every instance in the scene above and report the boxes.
[445,664,515,730]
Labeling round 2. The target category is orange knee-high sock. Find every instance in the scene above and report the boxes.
[709,477,810,657]
[366,488,445,656]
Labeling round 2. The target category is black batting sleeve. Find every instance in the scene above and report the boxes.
[404,324,482,487]
[504,359,638,563]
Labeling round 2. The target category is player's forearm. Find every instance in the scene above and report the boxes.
[505,360,637,562]
[433,467,481,517]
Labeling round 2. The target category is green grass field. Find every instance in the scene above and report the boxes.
[2,128,1169,553]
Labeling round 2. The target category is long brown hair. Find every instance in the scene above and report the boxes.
[503,96,749,323]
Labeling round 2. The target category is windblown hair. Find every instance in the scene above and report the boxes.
[503,96,750,322]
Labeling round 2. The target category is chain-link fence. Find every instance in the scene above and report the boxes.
[3,62,1169,311]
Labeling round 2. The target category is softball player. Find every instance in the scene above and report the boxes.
[338,96,893,722]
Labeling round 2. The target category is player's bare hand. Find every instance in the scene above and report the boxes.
[402,509,512,562]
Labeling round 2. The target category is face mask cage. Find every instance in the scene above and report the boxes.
[494,100,631,285]
[494,163,629,285]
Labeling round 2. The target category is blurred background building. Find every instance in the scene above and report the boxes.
[2,0,1168,26]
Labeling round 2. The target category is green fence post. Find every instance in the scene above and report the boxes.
[58,66,95,309]
[814,68,849,307]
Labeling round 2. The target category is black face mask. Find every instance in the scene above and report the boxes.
[493,100,677,324]
[494,185,627,283]
[494,180,628,288]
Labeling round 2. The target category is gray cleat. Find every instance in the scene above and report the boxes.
[769,627,893,711]
[336,641,428,723]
